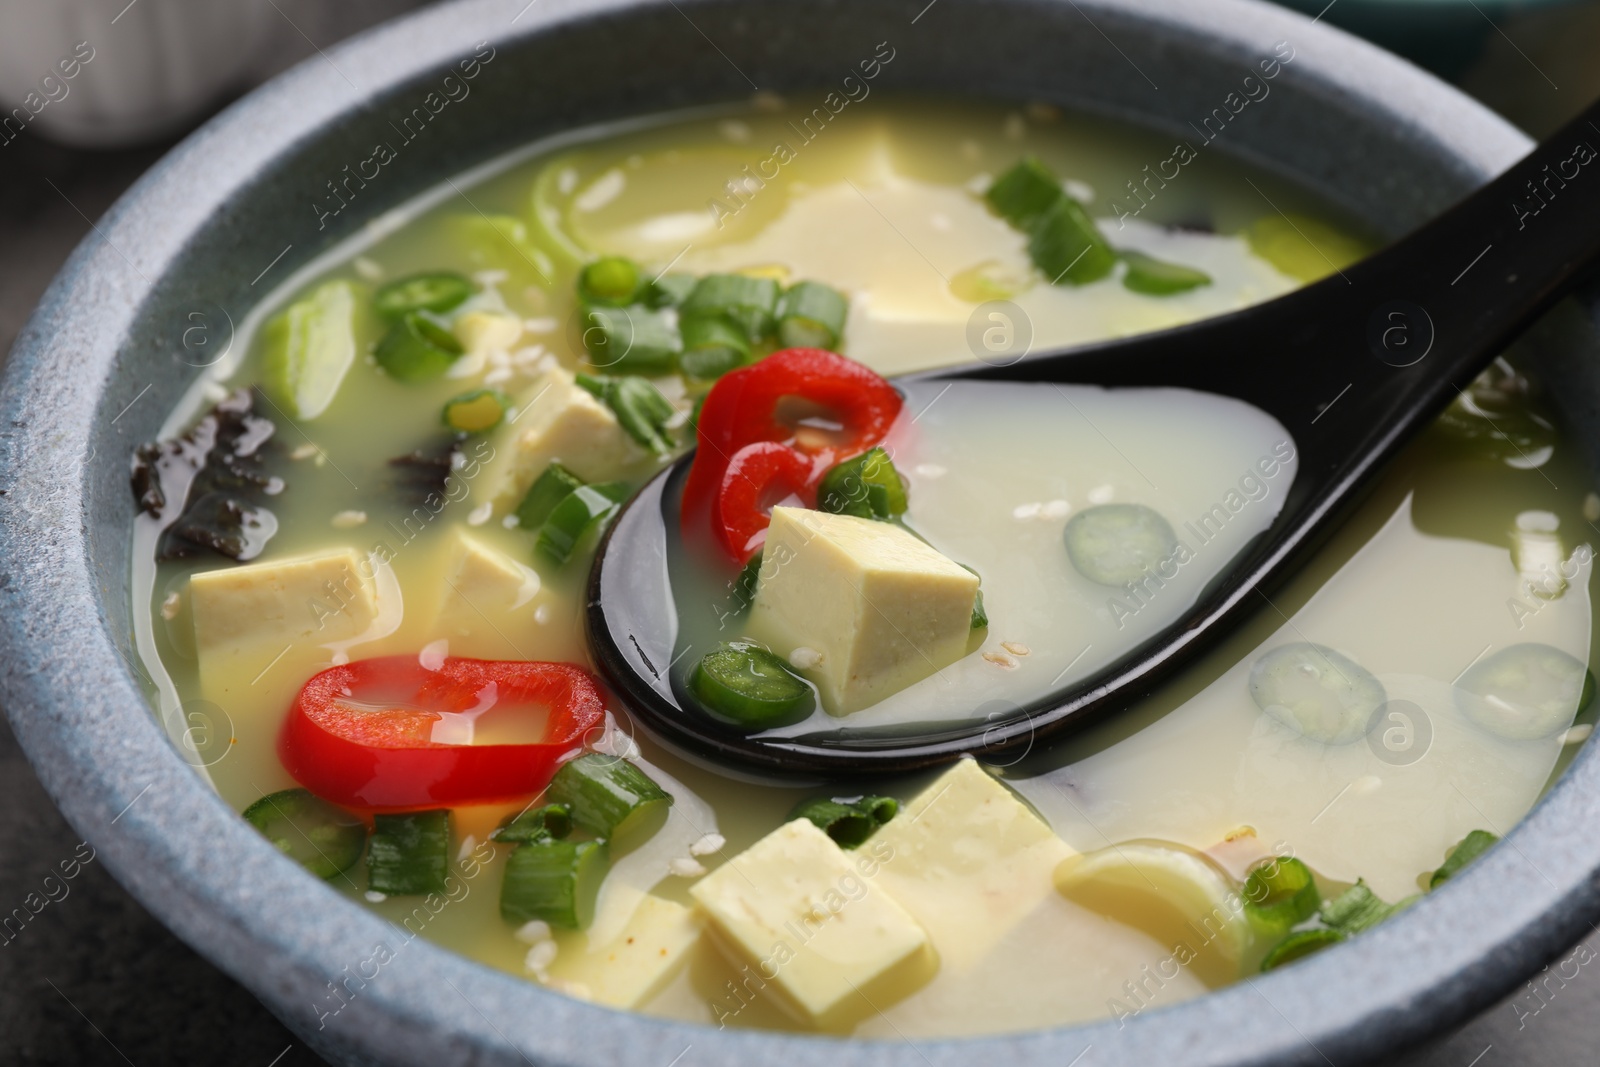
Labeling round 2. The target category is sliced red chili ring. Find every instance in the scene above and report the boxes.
[711,441,818,561]
[278,655,604,812]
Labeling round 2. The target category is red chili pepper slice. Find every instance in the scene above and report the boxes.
[711,441,818,561]
[683,348,903,525]
[279,656,604,811]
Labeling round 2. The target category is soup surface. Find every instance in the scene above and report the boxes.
[129,96,1597,1037]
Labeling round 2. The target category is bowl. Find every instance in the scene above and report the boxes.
[3,0,1596,1064]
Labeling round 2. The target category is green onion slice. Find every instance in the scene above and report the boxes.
[730,550,763,615]
[1243,856,1320,937]
[1062,503,1179,587]
[690,644,816,730]
[546,753,673,847]
[491,802,574,845]
[681,273,779,342]
[1120,250,1212,295]
[789,794,899,848]
[261,279,360,421]
[368,810,451,896]
[243,788,366,880]
[776,281,848,349]
[1029,196,1117,286]
[535,482,629,566]
[441,388,510,434]
[644,272,698,309]
[1429,829,1500,889]
[679,312,751,383]
[375,312,464,382]
[373,271,475,320]
[578,373,676,455]
[985,157,1066,230]
[1260,928,1345,972]
[582,305,681,374]
[516,462,586,530]
[578,255,642,307]
[500,838,609,929]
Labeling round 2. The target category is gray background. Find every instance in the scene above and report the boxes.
[3,0,1599,1063]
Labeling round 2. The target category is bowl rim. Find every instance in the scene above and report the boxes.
[3,0,1590,1064]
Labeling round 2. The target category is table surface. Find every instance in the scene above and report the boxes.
[5,2,1600,1064]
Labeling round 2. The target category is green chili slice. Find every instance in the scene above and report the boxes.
[516,463,586,530]
[367,810,450,896]
[546,753,673,846]
[1121,250,1212,296]
[1243,856,1320,937]
[1429,830,1500,889]
[679,312,750,383]
[682,273,779,342]
[817,447,908,521]
[535,482,629,566]
[776,281,848,349]
[690,644,816,729]
[243,788,366,880]
[1260,928,1345,972]
[375,312,464,382]
[373,271,475,320]
[491,802,574,844]
[441,388,510,434]
[500,838,609,929]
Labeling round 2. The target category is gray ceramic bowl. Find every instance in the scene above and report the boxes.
[4,0,1596,1063]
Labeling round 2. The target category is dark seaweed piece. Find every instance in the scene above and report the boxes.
[387,435,463,506]
[131,387,285,562]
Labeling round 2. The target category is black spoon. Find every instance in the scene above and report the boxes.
[587,96,1600,778]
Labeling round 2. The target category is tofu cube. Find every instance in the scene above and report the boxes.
[871,758,1074,971]
[430,529,541,643]
[748,507,979,714]
[545,895,703,1009]
[477,367,639,509]
[190,547,379,659]
[453,309,524,357]
[690,818,932,1028]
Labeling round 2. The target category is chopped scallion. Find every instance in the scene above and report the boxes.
[368,810,450,896]
[516,463,586,530]
[679,312,750,382]
[985,157,1066,231]
[682,274,779,342]
[578,255,642,307]
[243,788,366,880]
[817,447,908,521]
[643,272,698,309]
[1120,250,1212,295]
[491,803,573,844]
[776,281,848,349]
[500,838,609,929]
[1243,856,1320,938]
[1260,928,1344,972]
[441,388,510,434]
[545,753,673,847]
[1321,879,1415,934]
[789,794,899,848]
[578,373,676,455]
[582,305,681,374]
[375,312,464,382]
[373,271,474,320]
[1429,829,1499,889]
[1029,195,1117,285]
[535,482,629,566]
[261,279,360,421]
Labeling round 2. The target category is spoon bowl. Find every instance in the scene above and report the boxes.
[589,96,1600,777]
